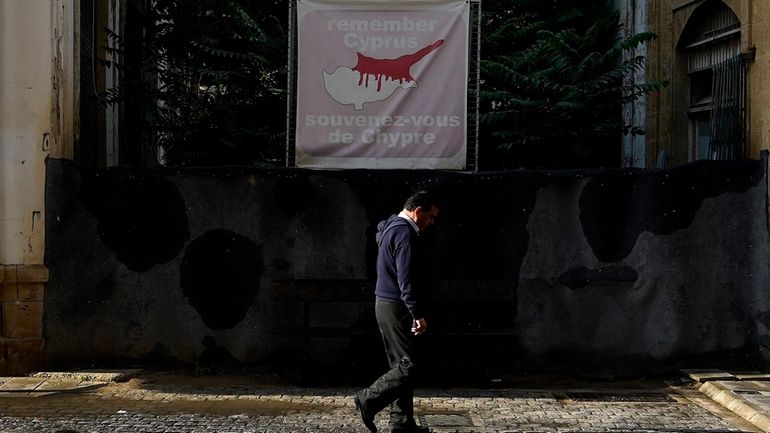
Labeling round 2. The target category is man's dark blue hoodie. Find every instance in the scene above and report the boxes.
[375,214,423,320]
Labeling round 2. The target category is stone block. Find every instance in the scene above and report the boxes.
[0,283,17,302]
[2,338,44,375]
[2,302,43,339]
[17,283,44,301]
[17,265,49,283]
[754,3,769,26]
[671,0,700,13]
[0,266,17,284]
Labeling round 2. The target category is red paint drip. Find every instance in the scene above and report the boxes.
[353,40,445,92]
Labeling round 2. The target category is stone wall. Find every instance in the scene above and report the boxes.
[41,157,770,377]
[0,265,47,374]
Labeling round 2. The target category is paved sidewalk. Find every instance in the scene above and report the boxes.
[0,370,765,433]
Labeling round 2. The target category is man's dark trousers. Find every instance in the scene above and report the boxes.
[357,298,418,430]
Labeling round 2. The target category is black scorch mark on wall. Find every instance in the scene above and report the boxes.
[431,175,548,281]
[274,176,315,218]
[558,265,638,290]
[579,159,763,263]
[180,229,264,330]
[80,170,190,272]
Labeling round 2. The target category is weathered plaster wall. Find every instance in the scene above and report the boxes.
[0,0,53,264]
[44,157,770,376]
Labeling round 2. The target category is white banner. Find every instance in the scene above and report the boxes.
[295,0,469,169]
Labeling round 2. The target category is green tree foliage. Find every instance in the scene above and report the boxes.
[111,0,663,169]
[113,0,287,166]
[479,0,666,169]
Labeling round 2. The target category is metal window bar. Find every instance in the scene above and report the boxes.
[285,0,481,170]
[708,56,746,160]
[77,0,100,168]
[286,0,298,168]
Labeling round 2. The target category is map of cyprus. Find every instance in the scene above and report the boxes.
[322,40,444,110]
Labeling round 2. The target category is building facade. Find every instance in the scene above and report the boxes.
[0,0,125,373]
[2,0,769,374]
[623,0,770,168]
[0,0,72,373]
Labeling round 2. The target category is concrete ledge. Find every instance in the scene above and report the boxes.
[735,373,770,381]
[682,369,737,382]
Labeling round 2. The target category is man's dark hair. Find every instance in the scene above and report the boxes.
[404,190,436,211]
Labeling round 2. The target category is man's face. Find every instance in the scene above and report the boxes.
[415,205,439,232]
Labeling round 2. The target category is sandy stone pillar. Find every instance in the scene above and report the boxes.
[0,0,75,374]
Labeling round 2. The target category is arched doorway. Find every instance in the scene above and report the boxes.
[677,0,745,161]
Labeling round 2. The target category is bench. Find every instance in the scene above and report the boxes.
[272,279,377,339]
[271,278,518,373]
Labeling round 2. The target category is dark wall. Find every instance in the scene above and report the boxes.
[44,157,770,376]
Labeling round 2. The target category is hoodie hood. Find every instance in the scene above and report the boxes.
[376,214,411,246]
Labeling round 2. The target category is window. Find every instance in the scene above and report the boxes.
[679,0,745,161]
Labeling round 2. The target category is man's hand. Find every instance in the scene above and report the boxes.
[411,318,427,336]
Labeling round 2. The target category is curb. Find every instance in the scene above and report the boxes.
[30,369,142,383]
[699,381,770,432]
[0,378,106,394]
[0,369,144,394]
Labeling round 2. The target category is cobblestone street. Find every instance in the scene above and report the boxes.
[0,373,761,433]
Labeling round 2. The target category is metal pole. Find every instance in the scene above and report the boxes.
[474,0,481,172]
[285,0,297,167]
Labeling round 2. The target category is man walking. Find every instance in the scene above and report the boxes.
[354,191,438,433]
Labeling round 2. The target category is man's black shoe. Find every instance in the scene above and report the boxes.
[353,392,377,433]
[391,425,431,433]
